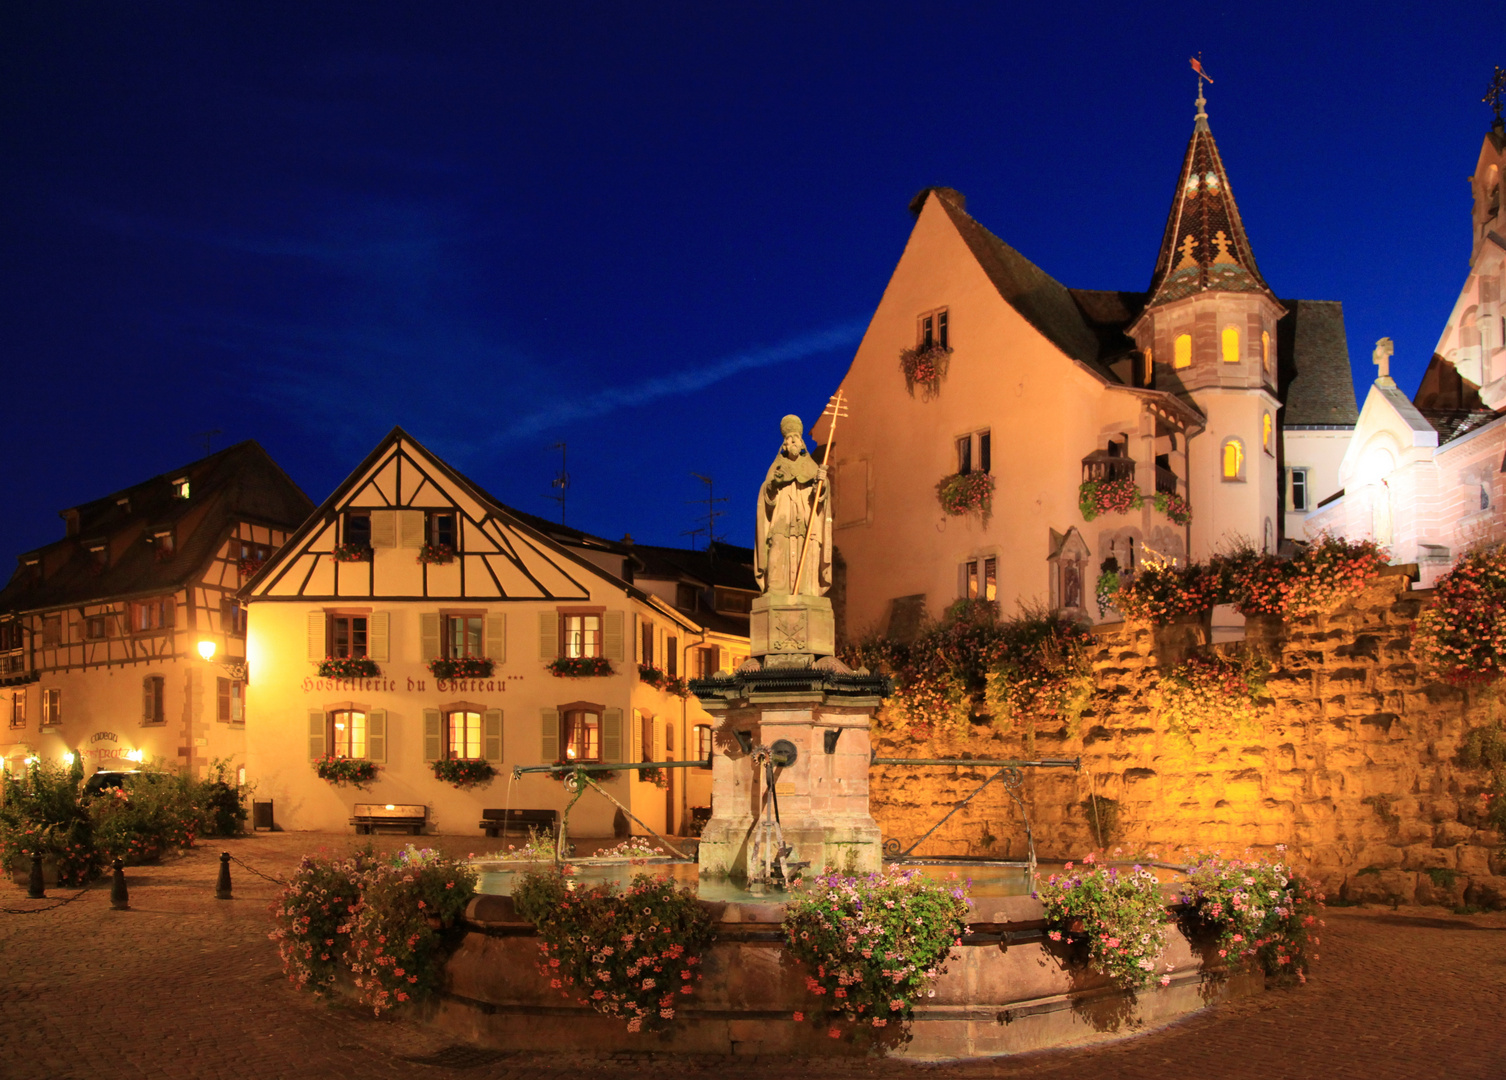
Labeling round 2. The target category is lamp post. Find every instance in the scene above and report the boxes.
[196,639,248,681]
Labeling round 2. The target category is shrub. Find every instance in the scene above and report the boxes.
[0,759,96,886]
[90,768,208,861]
[1178,849,1323,983]
[1115,560,1221,622]
[1413,542,1506,684]
[782,868,969,1029]
[431,758,497,789]
[1458,720,1506,830]
[514,870,715,1032]
[1154,651,1267,742]
[1035,855,1171,988]
[984,610,1096,740]
[268,848,377,994]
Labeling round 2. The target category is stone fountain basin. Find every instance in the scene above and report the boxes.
[428,888,1263,1060]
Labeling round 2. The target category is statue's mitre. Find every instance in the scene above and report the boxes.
[779,414,803,437]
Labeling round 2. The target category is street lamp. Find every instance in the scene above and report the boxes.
[197,638,248,681]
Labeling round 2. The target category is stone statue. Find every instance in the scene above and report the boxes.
[755,415,832,596]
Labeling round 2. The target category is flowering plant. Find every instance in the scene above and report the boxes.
[267,849,376,994]
[1154,652,1267,742]
[316,656,381,679]
[489,826,558,862]
[513,870,715,1032]
[1152,490,1193,526]
[237,556,265,579]
[345,846,478,1014]
[782,867,970,1030]
[1035,855,1171,988]
[548,656,614,678]
[983,612,1097,743]
[899,343,951,398]
[314,755,379,789]
[637,767,668,788]
[935,471,994,517]
[417,543,455,566]
[1178,849,1323,982]
[331,542,371,563]
[1079,480,1193,525]
[1280,535,1388,617]
[1096,567,1121,617]
[1114,561,1221,622]
[593,838,666,860]
[1413,542,1506,684]
[431,758,496,789]
[427,656,494,680]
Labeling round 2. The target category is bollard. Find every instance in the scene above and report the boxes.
[110,858,129,910]
[27,851,45,899]
[215,851,233,900]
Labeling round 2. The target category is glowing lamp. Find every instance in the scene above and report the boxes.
[63,752,76,765]
[197,639,217,661]
[385,803,396,811]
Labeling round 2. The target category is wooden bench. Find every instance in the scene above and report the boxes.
[350,803,428,835]
[479,808,560,840]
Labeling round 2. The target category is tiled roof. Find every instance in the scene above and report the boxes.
[1276,300,1360,426]
[1144,98,1275,309]
[630,542,758,593]
[1419,407,1502,443]
[0,441,314,612]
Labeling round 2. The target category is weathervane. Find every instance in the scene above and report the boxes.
[1487,65,1505,130]
[1190,54,1213,119]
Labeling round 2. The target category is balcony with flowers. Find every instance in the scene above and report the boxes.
[1079,450,1191,526]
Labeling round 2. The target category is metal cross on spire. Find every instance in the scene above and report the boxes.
[1486,65,1506,130]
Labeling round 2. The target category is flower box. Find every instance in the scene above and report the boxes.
[936,471,994,517]
[548,656,614,678]
[331,543,372,563]
[431,758,497,789]
[899,343,952,398]
[637,665,690,697]
[417,543,455,566]
[313,755,379,789]
[428,656,494,680]
[316,656,381,679]
[238,556,265,579]
[1079,479,1193,525]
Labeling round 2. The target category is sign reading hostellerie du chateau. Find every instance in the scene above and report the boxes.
[300,675,526,694]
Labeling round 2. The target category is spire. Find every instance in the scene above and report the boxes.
[1143,78,1275,310]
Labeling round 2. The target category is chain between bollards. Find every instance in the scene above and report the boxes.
[27,851,45,899]
[215,851,233,900]
[110,858,129,910]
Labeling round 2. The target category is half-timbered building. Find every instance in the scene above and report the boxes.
[0,442,313,780]
[241,428,732,837]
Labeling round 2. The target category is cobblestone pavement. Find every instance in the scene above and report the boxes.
[3,833,1504,1080]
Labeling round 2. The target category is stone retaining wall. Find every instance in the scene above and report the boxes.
[868,567,1506,907]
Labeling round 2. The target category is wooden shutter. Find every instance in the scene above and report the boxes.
[368,612,390,662]
[485,613,506,663]
[367,709,387,763]
[307,710,326,761]
[483,709,503,763]
[540,708,559,763]
[370,510,397,549]
[307,612,326,661]
[421,613,441,661]
[602,707,623,762]
[142,678,155,723]
[423,709,443,762]
[603,611,624,661]
[632,709,643,761]
[398,510,426,549]
[539,611,558,660]
[652,715,663,762]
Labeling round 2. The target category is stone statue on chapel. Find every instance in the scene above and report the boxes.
[755,414,832,597]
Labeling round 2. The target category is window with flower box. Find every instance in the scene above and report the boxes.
[331,709,367,757]
[222,598,247,638]
[422,705,501,763]
[540,702,621,764]
[428,511,458,550]
[640,620,654,666]
[307,706,387,762]
[330,615,368,658]
[919,308,949,350]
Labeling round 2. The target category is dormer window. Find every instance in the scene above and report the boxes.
[429,511,457,550]
[115,497,131,513]
[154,530,175,556]
[172,477,190,500]
[88,544,107,569]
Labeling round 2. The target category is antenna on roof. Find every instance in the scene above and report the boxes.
[545,442,570,524]
[686,473,727,558]
[193,429,223,455]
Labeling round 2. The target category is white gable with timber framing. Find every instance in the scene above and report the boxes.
[241,427,717,840]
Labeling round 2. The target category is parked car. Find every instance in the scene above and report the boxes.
[83,770,141,797]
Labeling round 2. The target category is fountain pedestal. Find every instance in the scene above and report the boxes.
[691,597,888,879]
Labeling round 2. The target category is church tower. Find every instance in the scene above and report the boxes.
[1128,81,1285,560]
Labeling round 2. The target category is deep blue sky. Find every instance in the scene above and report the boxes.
[2,3,1499,560]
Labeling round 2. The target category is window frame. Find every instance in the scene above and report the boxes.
[428,510,458,551]
[142,675,165,725]
[445,707,484,760]
[328,707,368,758]
[1262,413,1275,456]
[1289,468,1309,512]
[441,610,485,659]
[1221,325,1241,364]
[216,677,244,724]
[343,511,372,549]
[1222,438,1246,482]
[918,307,950,351]
[694,723,712,765]
[130,597,175,636]
[222,598,247,638]
[84,614,108,641]
[558,609,604,659]
[328,612,370,659]
[42,688,61,727]
[558,701,603,763]
[11,691,25,728]
[1173,333,1192,369]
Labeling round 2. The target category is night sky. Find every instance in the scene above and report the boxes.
[2,4,1499,562]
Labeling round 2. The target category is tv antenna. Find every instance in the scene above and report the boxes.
[193,429,223,455]
[684,472,727,556]
[545,441,570,524]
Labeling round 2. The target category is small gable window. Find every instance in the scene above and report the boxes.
[919,308,949,351]
[172,477,190,500]
[1221,326,1240,364]
[344,512,372,549]
[1173,334,1192,369]
[428,511,458,551]
[1222,439,1245,482]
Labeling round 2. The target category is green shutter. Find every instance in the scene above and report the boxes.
[602,708,623,763]
[423,708,442,762]
[307,612,326,661]
[632,708,643,761]
[483,709,503,763]
[485,613,506,663]
[421,613,441,662]
[367,709,387,763]
[603,611,624,661]
[368,612,390,662]
[539,611,557,661]
[308,710,326,761]
[540,708,559,763]
[142,678,154,723]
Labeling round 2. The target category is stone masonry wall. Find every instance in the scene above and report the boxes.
[867,566,1506,907]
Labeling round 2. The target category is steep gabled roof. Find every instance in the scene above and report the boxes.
[1145,90,1276,310]
[0,441,313,613]
[1276,300,1360,426]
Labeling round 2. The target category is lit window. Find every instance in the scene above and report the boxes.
[965,561,979,599]
[1142,348,1154,385]
[562,709,600,762]
[1263,413,1274,455]
[1262,330,1272,376]
[330,709,367,758]
[42,688,61,727]
[447,710,482,759]
[983,557,997,602]
[1222,439,1245,481]
[694,724,712,765]
[561,613,602,658]
[445,615,483,658]
[1290,468,1309,512]
[1222,326,1240,364]
[1173,334,1192,369]
[172,477,190,500]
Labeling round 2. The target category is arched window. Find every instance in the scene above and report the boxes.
[1142,347,1154,386]
[1221,325,1240,364]
[330,709,367,758]
[562,707,601,762]
[447,709,482,760]
[1261,330,1272,377]
[1173,334,1192,369]
[1262,413,1274,455]
[1222,439,1245,481]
